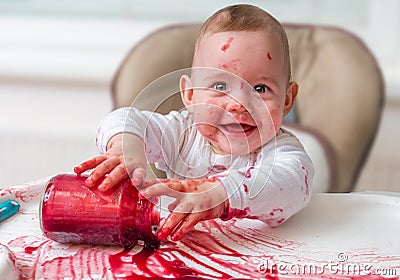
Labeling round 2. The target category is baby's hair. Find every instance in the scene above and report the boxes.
[195,4,292,82]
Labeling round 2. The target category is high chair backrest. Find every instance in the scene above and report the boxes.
[111,23,384,193]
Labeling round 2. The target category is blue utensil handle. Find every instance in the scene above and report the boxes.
[0,200,20,223]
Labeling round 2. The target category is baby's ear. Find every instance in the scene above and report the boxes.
[283,82,299,116]
[180,75,194,107]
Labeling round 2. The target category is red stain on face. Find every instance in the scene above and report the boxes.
[219,63,229,71]
[267,52,272,60]
[218,59,240,74]
[197,124,218,142]
[221,37,234,52]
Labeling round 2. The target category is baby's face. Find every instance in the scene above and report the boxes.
[181,31,296,155]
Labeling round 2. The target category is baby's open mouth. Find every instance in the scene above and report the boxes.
[220,123,256,136]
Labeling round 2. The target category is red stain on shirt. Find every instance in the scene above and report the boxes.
[221,37,234,52]
[224,207,259,220]
[302,165,310,198]
[211,165,227,172]
[244,166,254,178]
[277,218,285,224]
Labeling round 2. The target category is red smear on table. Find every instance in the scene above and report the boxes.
[3,183,400,279]
[6,220,400,279]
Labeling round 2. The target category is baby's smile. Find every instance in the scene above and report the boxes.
[219,123,257,137]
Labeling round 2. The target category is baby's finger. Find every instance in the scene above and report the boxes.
[142,178,179,187]
[167,200,179,212]
[74,156,106,174]
[85,157,120,187]
[171,212,203,241]
[157,200,194,240]
[97,163,128,191]
[140,183,181,198]
[144,180,186,193]
[157,211,187,241]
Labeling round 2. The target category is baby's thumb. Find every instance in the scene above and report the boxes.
[130,167,146,187]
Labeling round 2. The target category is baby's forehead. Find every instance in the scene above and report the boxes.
[191,67,244,79]
[195,30,284,61]
[200,30,272,44]
[193,30,289,84]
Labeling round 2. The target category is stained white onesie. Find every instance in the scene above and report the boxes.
[96,107,314,226]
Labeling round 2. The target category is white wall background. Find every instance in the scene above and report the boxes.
[1,0,399,186]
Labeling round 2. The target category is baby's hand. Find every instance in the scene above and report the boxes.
[74,134,147,191]
[140,178,228,241]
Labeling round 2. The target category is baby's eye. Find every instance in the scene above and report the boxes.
[212,82,228,92]
[253,84,269,94]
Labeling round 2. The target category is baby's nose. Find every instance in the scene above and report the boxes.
[226,97,247,112]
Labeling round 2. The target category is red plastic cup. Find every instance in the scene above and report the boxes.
[40,174,160,248]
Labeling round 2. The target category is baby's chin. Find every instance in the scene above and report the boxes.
[208,138,262,156]
[213,132,279,156]
[197,125,273,155]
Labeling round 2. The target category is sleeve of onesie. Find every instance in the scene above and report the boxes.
[215,132,314,227]
[95,107,189,166]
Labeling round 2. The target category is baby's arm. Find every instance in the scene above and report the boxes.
[216,133,314,226]
[75,107,187,191]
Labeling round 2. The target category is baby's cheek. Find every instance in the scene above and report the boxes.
[205,99,220,113]
[193,99,219,118]
[267,109,283,132]
[196,124,219,141]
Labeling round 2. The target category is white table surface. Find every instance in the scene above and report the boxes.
[1,177,399,279]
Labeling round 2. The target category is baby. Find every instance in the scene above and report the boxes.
[75,4,314,242]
